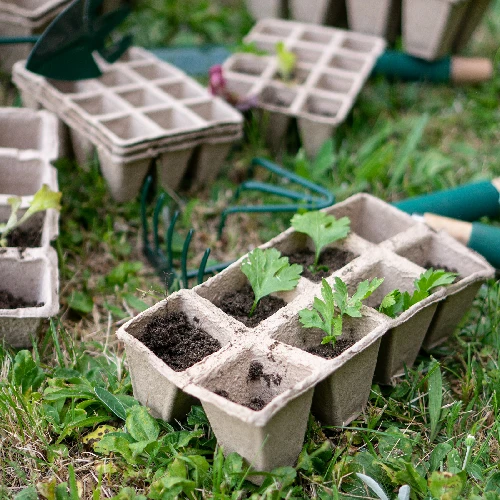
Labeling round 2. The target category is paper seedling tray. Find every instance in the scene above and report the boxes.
[118,193,494,477]
[13,47,244,201]
[223,19,385,157]
[0,0,71,73]
[0,107,61,347]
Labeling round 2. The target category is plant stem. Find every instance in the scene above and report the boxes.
[249,299,258,317]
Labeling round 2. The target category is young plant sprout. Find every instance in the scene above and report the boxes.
[379,268,458,318]
[276,41,297,82]
[0,184,62,247]
[291,211,351,272]
[241,248,303,317]
[300,277,383,346]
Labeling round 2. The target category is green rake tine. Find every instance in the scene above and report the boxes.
[234,181,321,203]
[166,210,180,273]
[197,249,211,285]
[140,176,153,253]
[187,261,236,281]
[181,229,194,289]
[153,193,166,254]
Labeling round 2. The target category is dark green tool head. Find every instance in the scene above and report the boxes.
[26,0,132,80]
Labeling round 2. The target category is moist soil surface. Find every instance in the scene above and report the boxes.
[0,290,43,309]
[214,361,282,411]
[139,311,221,372]
[6,225,42,248]
[306,336,356,360]
[286,247,355,283]
[218,284,286,328]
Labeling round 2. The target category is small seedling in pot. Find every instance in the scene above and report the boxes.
[241,248,302,317]
[379,268,458,318]
[276,41,297,82]
[0,184,62,247]
[291,211,351,273]
[300,277,383,346]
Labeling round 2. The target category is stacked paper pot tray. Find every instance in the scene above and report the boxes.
[13,47,244,202]
[117,193,494,478]
[223,19,386,157]
[0,108,60,348]
[0,0,71,73]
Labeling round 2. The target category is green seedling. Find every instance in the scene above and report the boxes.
[299,277,383,346]
[276,41,297,82]
[379,268,458,318]
[0,184,62,247]
[241,248,302,317]
[291,211,351,272]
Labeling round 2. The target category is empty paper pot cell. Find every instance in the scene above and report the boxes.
[117,48,152,64]
[223,76,257,100]
[100,114,160,142]
[329,53,366,72]
[343,255,439,385]
[117,87,169,108]
[260,85,297,110]
[388,229,495,350]
[187,342,315,473]
[226,55,270,76]
[0,109,52,151]
[116,289,233,422]
[194,259,299,329]
[0,248,59,349]
[299,29,335,45]
[99,69,138,88]
[341,35,378,54]
[132,63,178,81]
[302,94,343,120]
[245,36,278,54]
[157,80,206,101]
[291,45,323,65]
[326,194,418,244]
[145,107,200,133]
[402,0,470,60]
[0,156,55,199]
[315,71,355,94]
[72,93,128,116]
[49,79,101,94]
[256,22,294,38]
[188,100,240,126]
[269,306,386,425]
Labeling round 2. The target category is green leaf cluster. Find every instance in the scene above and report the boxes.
[241,248,302,316]
[276,41,297,81]
[0,184,62,247]
[291,211,350,269]
[299,277,383,346]
[379,269,458,318]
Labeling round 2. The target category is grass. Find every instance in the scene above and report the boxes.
[1,0,500,497]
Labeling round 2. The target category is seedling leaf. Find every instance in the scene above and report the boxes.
[241,248,302,316]
[276,41,296,81]
[415,268,458,294]
[291,212,350,268]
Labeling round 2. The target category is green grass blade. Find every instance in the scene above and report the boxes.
[428,361,443,442]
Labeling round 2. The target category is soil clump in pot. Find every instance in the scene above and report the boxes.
[6,224,42,248]
[218,284,286,327]
[139,312,221,371]
[0,290,43,309]
[306,336,356,360]
[286,248,355,283]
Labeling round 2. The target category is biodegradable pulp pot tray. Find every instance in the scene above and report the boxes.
[0,0,71,73]
[346,0,402,39]
[402,0,471,60]
[117,193,494,476]
[222,19,386,157]
[0,106,61,347]
[13,47,244,201]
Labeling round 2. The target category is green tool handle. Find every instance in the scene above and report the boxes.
[394,180,500,221]
[469,223,500,269]
[373,50,493,84]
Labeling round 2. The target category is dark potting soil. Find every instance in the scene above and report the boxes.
[0,289,43,309]
[306,336,356,360]
[218,284,286,328]
[286,247,355,283]
[139,311,221,372]
[6,225,42,248]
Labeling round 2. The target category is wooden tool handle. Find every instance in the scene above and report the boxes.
[423,213,472,245]
[451,57,493,84]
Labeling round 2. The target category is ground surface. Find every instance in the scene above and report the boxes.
[1,0,500,498]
